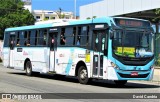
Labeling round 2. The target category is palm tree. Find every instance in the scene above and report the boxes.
[55,8,65,19]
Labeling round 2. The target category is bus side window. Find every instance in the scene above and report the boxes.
[73,27,76,45]
[35,30,39,46]
[27,31,31,46]
[77,27,81,46]
[4,32,9,47]
[80,26,89,46]
[76,26,89,46]
[30,30,36,46]
[16,32,20,46]
[65,27,74,46]
[60,28,66,45]
[24,31,31,46]
[24,31,27,46]
[19,31,24,46]
[38,30,44,45]
[43,29,47,45]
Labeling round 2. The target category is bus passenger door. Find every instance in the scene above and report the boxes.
[9,34,16,67]
[93,30,106,78]
[49,32,57,72]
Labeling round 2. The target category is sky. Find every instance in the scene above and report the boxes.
[32,0,102,16]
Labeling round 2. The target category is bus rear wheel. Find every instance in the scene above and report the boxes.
[114,80,127,85]
[78,66,89,84]
[25,61,32,76]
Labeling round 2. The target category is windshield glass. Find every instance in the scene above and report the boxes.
[113,30,153,58]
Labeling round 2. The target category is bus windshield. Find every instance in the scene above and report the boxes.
[112,30,153,58]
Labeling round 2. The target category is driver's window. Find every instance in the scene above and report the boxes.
[141,33,148,47]
[113,30,122,46]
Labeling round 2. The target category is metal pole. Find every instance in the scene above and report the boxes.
[74,0,76,19]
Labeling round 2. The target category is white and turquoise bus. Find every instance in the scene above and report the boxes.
[3,17,154,85]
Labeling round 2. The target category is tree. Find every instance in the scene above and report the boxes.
[55,8,65,19]
[86,16,96,20]
[93,16,97,19]
[152,8,160,22]
[86,17,91,19]
[0,0,35,39]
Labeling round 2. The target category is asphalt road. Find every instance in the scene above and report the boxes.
[0,64,159,102]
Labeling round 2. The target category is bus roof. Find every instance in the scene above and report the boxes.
[5,17,112,32]
[5,17,150,32]
[113,17,149,22]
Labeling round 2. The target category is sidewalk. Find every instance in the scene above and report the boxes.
[153,67,160,82]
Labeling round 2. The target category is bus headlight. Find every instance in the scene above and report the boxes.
[150,66,154,69]
[111,62,119,70]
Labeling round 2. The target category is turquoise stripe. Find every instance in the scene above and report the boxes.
[65,48,74,75]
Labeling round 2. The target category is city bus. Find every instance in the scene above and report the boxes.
[2,17,154,85]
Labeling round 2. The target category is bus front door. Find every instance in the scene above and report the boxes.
[9,34,16,68]
[93,30,106,78]
[49,32,57,72]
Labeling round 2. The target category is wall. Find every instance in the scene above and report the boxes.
[80,0,160,19]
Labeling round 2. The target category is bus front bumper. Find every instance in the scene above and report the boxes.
[107,67,154,81]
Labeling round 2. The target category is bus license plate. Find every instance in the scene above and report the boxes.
[131,72,138,76]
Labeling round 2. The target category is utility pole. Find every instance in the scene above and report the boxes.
[74,0,76,19]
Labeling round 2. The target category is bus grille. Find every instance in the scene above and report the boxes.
[117,72,149,78]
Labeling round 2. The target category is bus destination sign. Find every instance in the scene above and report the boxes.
[119,20,142,26]
[115,18,150,28]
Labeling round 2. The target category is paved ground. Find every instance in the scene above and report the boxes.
[0,64,159,102]
[153,68,160,82]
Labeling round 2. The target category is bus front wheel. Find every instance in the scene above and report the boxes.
[114,80,127,85]
[78,66,89,84]
[25,61,32,76]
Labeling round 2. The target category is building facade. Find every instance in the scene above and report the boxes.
[23,0,32,12]
[80,0,160,19]
[22,0,74,21]
[32,10,74,22]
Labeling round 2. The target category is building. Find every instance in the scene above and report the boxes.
[22,0,74,21]
[32,10,74,22]
[22,0,32,12]
[80,0,160,19]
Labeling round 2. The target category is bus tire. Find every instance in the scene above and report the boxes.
[78,66,89,84]
[25,61,32,76]
[114,80,127,85]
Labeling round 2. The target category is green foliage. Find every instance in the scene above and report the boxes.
[86,16,96,20]
[155,59,160,67]
[86,17,91,19]
[93,16,97,19]
[61,14,65,19]
[152,8,160,22]
[155,8,160,15]
[0,0,35,39]
[155,53,160,66]
[55,7,65,19]
[43,18,49,21]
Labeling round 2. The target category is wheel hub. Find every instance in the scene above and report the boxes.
[80,69,87,80]
[26,65,31,73]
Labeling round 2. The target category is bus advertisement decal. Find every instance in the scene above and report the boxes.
[17,48,22,52]
[85,54,90,62]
